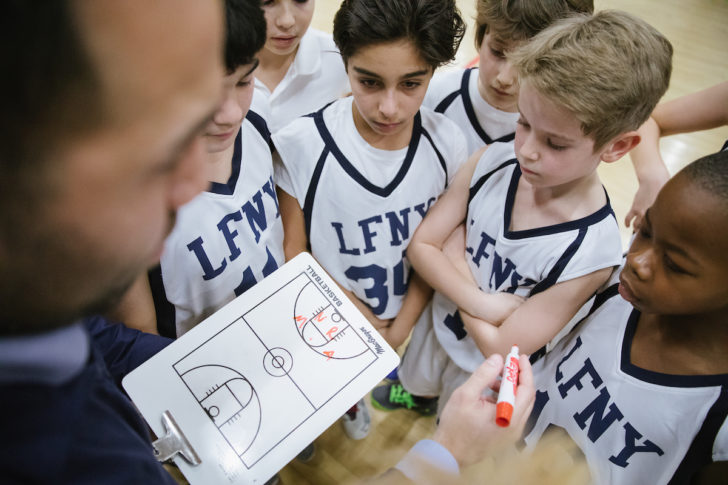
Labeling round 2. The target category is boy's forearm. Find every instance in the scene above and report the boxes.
[471,268,614,357]
[631,117,669,184]
[652,81,728,137]
[462,296,567,357]
[409,241,483,318]
[277,187,309,261]
[461,311,501,357]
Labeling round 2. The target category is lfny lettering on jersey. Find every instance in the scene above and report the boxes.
[160,111,285,335]
[274,97,468,320]
[534,335,665,467]
[524,285,728,485]
[331,198,435,256]
[467,228,537,294]
[327,198,436,316]
[187,176,280,286]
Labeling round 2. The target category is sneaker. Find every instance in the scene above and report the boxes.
[296,443,316,463]
[370,382,438,416]
[341,398,371,440]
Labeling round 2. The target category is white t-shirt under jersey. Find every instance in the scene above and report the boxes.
[252,28,349,133]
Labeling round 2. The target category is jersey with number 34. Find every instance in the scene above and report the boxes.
[274,98,467,319]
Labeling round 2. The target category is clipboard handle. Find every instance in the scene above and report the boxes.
[152,410,201,466]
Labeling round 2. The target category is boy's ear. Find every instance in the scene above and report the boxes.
[600,131,641,163]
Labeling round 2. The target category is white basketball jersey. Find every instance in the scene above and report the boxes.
[432,142,623,371]
[423,68,518,156]
[274,97,468,319]
[524,276,728,484]
[159,111,285,336]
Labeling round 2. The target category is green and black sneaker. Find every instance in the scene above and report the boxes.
[370,382,438,416]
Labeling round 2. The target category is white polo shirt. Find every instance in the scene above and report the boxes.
[253,28,350,133]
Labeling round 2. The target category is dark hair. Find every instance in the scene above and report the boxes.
[224,0,267,72]
[475,0,594,49]
[0,1,102,207]
[333,0,466,70]
[681,150,728,205]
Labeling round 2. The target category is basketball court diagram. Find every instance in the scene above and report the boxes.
[172,270,379,469]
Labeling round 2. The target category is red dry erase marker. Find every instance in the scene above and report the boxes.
[495,345,520,427]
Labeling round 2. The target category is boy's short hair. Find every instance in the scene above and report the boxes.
[509,10,672,149]
[474,0,594,48]
[682,150,728,205]
[224,0,266,72]
[333,0,466,70]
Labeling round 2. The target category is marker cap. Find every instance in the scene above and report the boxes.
[496,401,513,427]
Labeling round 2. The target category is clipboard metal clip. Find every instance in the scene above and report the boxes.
[152,410,201,466]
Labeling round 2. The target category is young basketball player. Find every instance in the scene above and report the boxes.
[273,0,467,438]
[114,0,285,338]
[423,0,594,156]
[373,11,673,417]
[422,0,661,242]
[253,0,349,133]
[524,150,728,484]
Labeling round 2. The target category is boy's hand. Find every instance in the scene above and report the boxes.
[460,310,489,332]
[625,172,668,230]
[369,315,393,330]
[378,324,408,350]
[469,291,525,326]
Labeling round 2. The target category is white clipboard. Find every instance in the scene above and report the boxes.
[123,252,399,484]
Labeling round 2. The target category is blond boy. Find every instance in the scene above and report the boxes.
[374,10,673,416]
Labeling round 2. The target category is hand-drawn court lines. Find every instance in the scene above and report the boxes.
[293,279,370,360]
[172,270,379,469]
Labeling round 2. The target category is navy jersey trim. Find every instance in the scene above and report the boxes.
[245,109,273,152]
[434,90,461,114]
[303,147,330,245]
[468,158,518,204]
[528,227,588,296]
[588,283,620,316]
[147,265,177,339]
[570,283,619,335]
[669,386,728,484]
[312,106,423,198]
[621,310,728,387]
[208,126,243,195]
[420,128,449,185]
[503,166,617,240]
[531,283,621,366]
[304,100,336,119]
[459,68,515,146]
[721,139,728,152]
